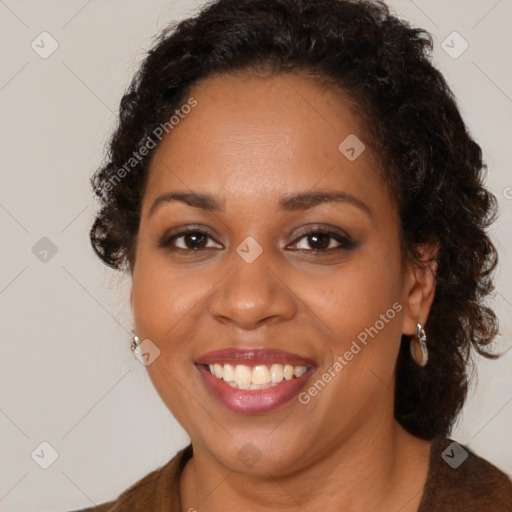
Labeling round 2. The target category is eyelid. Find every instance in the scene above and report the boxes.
[159,224,223,249]
[289,223,352,242]
[159,223,356,253]
[286,225,355,251]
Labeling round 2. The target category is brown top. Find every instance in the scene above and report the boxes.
[68,437,512,512]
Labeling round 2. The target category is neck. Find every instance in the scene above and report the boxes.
[180,419,431,512]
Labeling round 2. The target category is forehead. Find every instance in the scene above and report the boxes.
[143,71,386,212]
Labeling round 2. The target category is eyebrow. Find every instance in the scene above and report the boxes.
[148,189,371,217]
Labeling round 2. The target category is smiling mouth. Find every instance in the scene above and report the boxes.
[204,363,310,390]
[195,348,316,412]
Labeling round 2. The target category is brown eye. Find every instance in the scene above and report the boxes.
[303,233,332,250]
[179,232,208,249]
[159,229,222,252]
[290,229,356,252]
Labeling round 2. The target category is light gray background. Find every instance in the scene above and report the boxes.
[1,1,511,511]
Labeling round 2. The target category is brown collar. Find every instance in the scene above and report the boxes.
[81,437,511,511]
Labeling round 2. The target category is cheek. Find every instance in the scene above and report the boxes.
[313,246,404,378]
[131,247,207,340]
[130,254,207,423]
[320,251,401,327]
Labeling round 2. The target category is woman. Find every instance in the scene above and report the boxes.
[77,0,512,510]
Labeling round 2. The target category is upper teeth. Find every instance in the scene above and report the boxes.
[208,363,308,389]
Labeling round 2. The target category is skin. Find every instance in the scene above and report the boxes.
[130,71,437,512]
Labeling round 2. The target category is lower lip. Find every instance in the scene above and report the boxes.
[197,365,314,413]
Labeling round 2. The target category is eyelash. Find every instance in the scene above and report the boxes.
[159,226,356,254]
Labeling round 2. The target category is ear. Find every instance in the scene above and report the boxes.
[401,242,438,336]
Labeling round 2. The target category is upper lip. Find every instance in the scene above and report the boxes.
[195,348,316,367]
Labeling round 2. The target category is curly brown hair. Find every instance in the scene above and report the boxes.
[90,0,499,440]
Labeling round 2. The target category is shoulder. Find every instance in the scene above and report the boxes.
[66,502,115,512]
[63,444,193,512]
[419,436,512,512]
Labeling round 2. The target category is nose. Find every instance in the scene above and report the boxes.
[208,248,297,330]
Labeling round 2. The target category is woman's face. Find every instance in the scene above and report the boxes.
[131,71,424,474]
